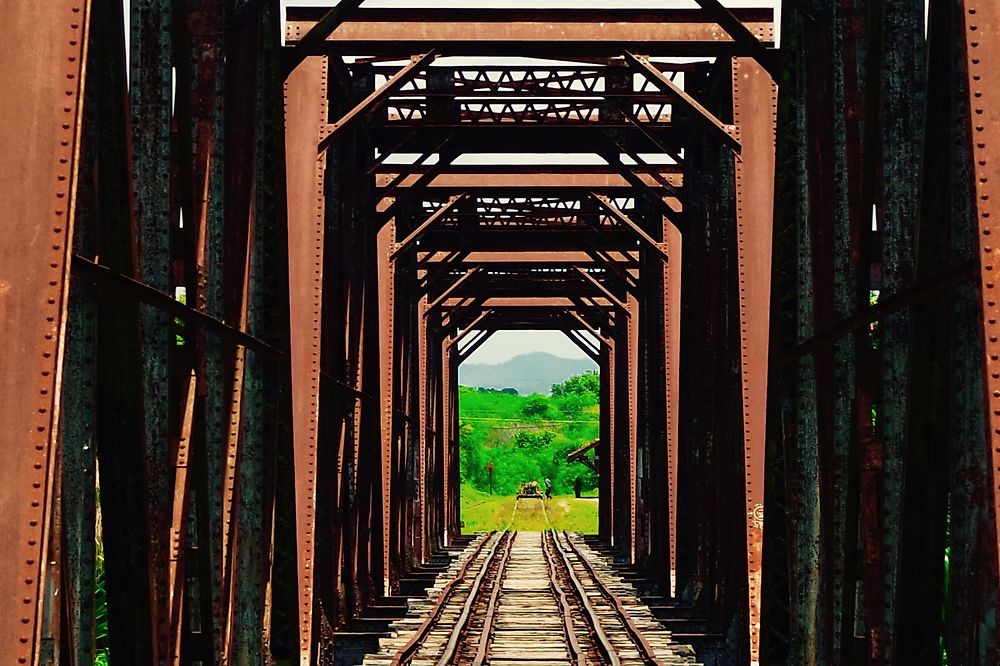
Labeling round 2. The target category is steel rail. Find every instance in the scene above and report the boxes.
[470,532,518,666]
[388,531,498,666]
[548,530,621,666]
[557,530,665,665]
[541,531,587,666]
[437,530,514,665]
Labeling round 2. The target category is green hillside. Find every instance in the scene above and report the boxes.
[459,351,598,395]
[458,371,600,500]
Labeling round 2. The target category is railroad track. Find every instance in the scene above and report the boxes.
[367,525,700,665]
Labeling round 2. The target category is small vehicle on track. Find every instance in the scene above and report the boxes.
[517,480,543,499]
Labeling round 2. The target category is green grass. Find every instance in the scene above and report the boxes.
[460,484,599,534]
[458,376,601,499]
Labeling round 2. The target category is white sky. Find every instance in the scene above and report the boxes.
[461,330,595,364]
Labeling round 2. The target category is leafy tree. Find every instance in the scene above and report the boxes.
[551,371,600,399]
[512,430,555,449]
[521,396,549,419]
[558,393,589,419]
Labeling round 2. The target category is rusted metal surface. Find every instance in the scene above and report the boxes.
[284,54,329,663]
[662,225,681,598]
[965,0,1000,639]
[26,3,1000,665]
[732,56,776,663]
[0,1,90,660]
[285,9,774,56]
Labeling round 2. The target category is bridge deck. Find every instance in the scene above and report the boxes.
[365,532,699,665]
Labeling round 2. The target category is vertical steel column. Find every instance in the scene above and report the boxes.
[963,0,1000,632]
[598,342,613,542]
[732,56,777,663]
[378,217,397,592]
[417,298,430,562]
[0,1,91,661]
[608,340,617,548]
[661,228,682,597]
[627,295,640,564]
[442,333,456,541]
[283,54,328,665]
[130,0,174,658]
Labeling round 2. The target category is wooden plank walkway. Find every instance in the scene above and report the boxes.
[363,531,701,665]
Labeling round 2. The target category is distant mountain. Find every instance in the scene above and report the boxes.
[459,352,597,396]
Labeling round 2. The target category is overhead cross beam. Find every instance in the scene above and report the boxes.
[447,309,495,348]
[284,8,775,57]
[591,194,671,264]
[318,51,437,154]
[575,267,631,318]
[600,151,681,221]
[284,0,364,76]
[565,329,601,362]
[566,308,612,346]
[425,268,481,315]
[624,51,741,154]
[692,0,778,77]
[458,328,497,362]
[391,194,465,260]
[603,134,684,208]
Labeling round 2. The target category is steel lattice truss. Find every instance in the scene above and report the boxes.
[2,1,1000,665]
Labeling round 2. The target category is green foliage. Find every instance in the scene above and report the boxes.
[460,484,599,533]
[459,372,601,499]
[95,505,109,664]
[551,371,600,398]
[521,396,549,419]
[512,430,554,449]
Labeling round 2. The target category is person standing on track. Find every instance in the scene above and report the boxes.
[544,477,553,499]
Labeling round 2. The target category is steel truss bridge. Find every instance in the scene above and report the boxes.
[1,0,998,664]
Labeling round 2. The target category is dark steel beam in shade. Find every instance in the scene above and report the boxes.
[425,269,483,315]
[565,329,602,362]
[391,194,465,260]
[457,328,495,363]
[591,194,671,263]
[318,51,437,154]
[575,267,631,318]
[624,52,741,154]
[964,0,1000,617]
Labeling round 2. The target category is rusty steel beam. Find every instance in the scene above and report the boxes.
[0,1,91,660]
[625,52,741,154]
[661,223,681,598]
[425,268,482,315]
[575,267,632,317]
[391,194,465,260]
[963,0,1000,622]
[591,194,672,263]
[283,55,329,664]
[284,9,775,57]
[319,51,437,154]
[565,329,602,362]
[692,0,777,76]
[285,0,364,73]
[732,56,776,663]
[458,329,497,363]
[377,167,683,191]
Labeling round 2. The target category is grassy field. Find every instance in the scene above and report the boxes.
[460,484,599,534]
[458,377,601,498]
